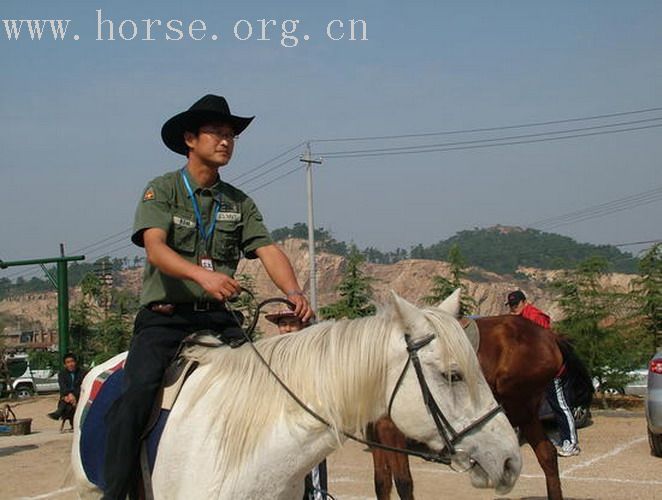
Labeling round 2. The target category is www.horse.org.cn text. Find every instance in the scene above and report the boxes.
[1,10,368,47]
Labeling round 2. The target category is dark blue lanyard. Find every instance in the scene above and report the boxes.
[180,169,220,245]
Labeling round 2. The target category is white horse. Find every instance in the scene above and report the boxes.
[72,291,521,499]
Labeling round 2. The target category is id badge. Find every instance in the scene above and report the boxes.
[199,255,214,271]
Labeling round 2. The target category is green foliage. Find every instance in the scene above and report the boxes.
[234,274,263,338]
[81,273,102,300]
[28,350,59,371]
[68,273,139,366]
[633,243,662,352]
[422,245,476,315]
[411,227,637,275]
[552,256,649,396]
[319,247,377,320]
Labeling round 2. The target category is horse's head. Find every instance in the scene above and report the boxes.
[384,291,521,494]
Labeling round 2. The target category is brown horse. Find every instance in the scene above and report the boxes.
[369,314,574,500]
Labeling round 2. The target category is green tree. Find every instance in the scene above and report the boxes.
[633,243,662,352]
[80,272,102,302]
[92,313,132,364]
[319,247,376,320]
[552,256,647,404]
[69,301,94,364]
[422,244,476,315]
[233,274,263,338]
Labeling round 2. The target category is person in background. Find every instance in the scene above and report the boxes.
[47,352,84,422]
[506,290,580,457]
[266,310,328,500]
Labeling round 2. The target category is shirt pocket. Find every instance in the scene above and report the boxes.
[212,220,243,266]
[168,209,198,255]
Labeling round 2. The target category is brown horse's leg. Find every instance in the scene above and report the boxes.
[370,418,415,500]
[521,418,563,500]
[392,450,415,500]
[368,421,395,500]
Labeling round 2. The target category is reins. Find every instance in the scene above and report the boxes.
[186,289,502,467]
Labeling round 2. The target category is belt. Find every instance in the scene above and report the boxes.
[147,301,226,315]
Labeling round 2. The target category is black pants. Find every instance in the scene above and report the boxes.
[304,459,328,500]
[54,399,76,420]
[545,376,578,446]
[102,307,244,500]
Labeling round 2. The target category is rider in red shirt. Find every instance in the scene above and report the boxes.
[506,290,551,329]
[505,290,580,457]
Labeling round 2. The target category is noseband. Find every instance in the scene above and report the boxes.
[386,333,504,465]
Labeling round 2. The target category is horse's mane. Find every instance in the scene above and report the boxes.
[181,303,480,482]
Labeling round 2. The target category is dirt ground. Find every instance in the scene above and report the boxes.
[1,395,660,500]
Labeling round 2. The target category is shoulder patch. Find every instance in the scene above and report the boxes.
[143,187,155,201]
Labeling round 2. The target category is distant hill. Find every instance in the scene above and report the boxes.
[0,224,638,300]
[271,223,639,275]
[409,226,637,275]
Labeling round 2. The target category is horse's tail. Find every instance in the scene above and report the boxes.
[555,335,594,408]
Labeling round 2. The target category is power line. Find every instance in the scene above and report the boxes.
[310,105,662,143]
[232,155,299,188]
[529,187,662,227]
[246,164,304,194]
[71,228,132,254]
[313,123,662,160]
[613,239,662,247]
[534,196,662,230]
[227,141,305,183]
[316,118,662,158]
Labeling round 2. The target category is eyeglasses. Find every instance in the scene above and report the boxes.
[199,127,237,142]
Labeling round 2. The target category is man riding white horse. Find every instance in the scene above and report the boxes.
[74,291,523,498]
[102,94,313,499]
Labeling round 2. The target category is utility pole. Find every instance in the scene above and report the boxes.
[0,245,85,363]
[299,142,322,311]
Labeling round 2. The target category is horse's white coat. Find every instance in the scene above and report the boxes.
[72,292,521,499]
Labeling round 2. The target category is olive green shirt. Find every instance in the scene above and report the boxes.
[132,169,272,306]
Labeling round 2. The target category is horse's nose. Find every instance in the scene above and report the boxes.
[497,455,522,494]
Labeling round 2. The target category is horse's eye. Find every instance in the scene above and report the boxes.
[443,371,463,383]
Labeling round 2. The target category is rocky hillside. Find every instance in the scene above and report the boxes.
[0,239,636,332]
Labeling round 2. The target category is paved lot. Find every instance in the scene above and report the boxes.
[1,396,660,499]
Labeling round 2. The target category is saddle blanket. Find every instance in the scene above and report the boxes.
[78,355,171,490]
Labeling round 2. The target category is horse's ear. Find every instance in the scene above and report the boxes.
[388,290,422,330]
[437,288,461,318]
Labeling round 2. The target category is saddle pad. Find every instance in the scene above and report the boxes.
[79,360,172,489]
[79,359,126,489]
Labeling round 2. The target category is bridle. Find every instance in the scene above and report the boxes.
[211,291,504,469]
[386,333,504,467]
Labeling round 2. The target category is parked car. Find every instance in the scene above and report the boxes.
[647,351,662,457]
[592,367,649,396]
[1,353,59,398]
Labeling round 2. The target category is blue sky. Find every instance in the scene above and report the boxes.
[1,0,661,271]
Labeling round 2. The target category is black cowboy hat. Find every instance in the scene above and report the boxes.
[161,94,254,155]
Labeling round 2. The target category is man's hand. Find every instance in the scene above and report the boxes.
[288,292,314,323]
[255,244,316,321]
[195,269,241,302]
[144,228,241,302]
